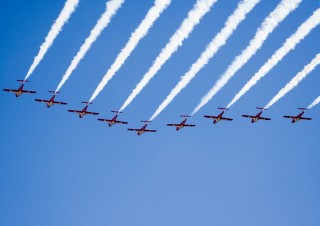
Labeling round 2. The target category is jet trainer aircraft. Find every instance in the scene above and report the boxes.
[204,107,233,124]
[242,107,271,123]
[3,80,36,97]
[68,102,99,118]
[35,91,67,108]
[127,121,157,136]
[167,115,196,131]
[98,111,128,127]
[283,108,312,123]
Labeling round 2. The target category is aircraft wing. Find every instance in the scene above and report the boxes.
[86,111,99,115]
[167,124,180,127]
[259,117,271,121]
[300,117,312,120]
[98,118,110,122]
[127,128,140,132]
[204,115,216,119]
[144,129,157,133]
[53,101,67,105]
[221,117,233,121]
[283,115,294,118]
[184,124,196,127]
[242,115,255,118]
[3,89,19,93]
[68,110,82,113]
[115,120,128,124]
[35,99,50,103]
[22,90,36,94]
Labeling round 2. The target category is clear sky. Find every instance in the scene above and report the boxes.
[1,0,320,225]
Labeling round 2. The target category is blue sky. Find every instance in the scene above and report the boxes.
[1,0,320,225]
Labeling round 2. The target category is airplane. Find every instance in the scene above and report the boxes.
[98,111,128,127]
[127,121,157,136]
[3,80,36,97]
[167,115,196,131]
[68,102,99,118]
[35,91,67,108]
[283,108,312,123]
[204,107,233,124]
[242,107,271,123]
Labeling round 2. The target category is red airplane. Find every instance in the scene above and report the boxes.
[68,102,99,118]
[3,80,36,97]
[242,107,271,123]
[98,111,128,127]
[127,121,157,136]
[283,108,312,123]
[35,91,67,108]
[167,115,196,131]
[204,107,233,124]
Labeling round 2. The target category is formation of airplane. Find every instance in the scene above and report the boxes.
[98,111,128,127]
[68,102,99,118]
[3,80,36,97]
[283,108,312,123]
[127,121,157,136]
[35,91,67,108]
[167,115,196,131]
[242,107,271,123]
[3,82,316,132]
[204,107,233,124]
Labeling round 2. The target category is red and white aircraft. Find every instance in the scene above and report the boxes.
[98,111,128,127]
[167,115,196,131]
[283,108,312,123]
[68,102,99,118]
[35,91,67,108]
[242,107,271,123]
[204,107,233,124]
[127,121,157,136]
[3,80,36,97]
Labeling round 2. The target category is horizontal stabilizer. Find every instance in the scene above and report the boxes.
[180,115,191,118]
[49,91,60,94]
[111,110,123,114]
[298,108,307,111]
[218,107,228,110]
[256,107,266,110]
[17,79,28,83]
[141,120,151,123]
[81,101,93,104]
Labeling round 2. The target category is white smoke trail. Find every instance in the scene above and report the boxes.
[265,53,320,109]
[227,8,320,108]
[192,0,301,115]
[119,0,218,112]
[25,0,79,80]
[149,0,260,121]
[89,0,171,102]
[307,96,320,109]
[55,0,124,92]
